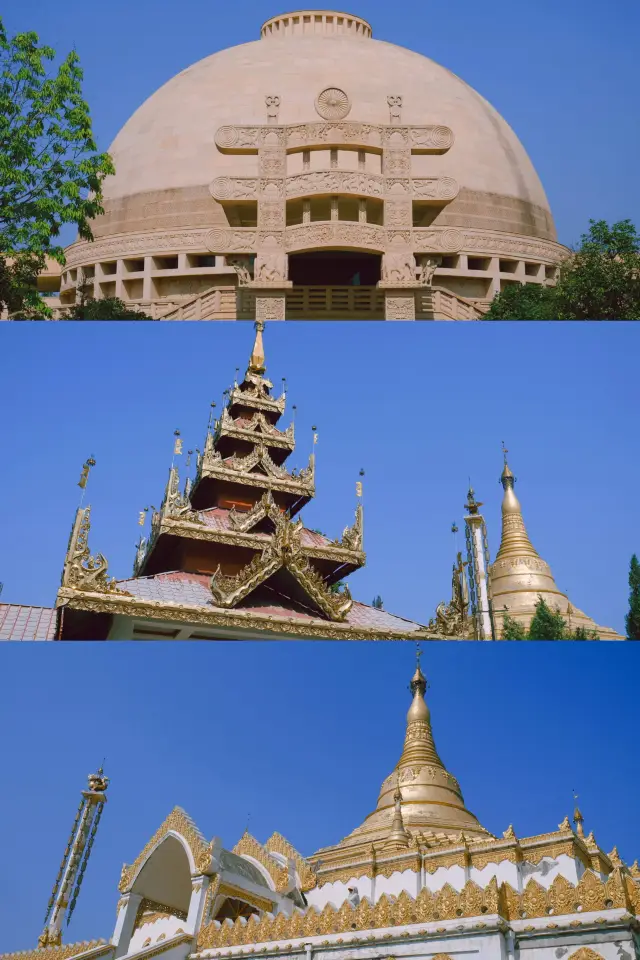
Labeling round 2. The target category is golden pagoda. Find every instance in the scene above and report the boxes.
[4,656,639,960]
[54,323,433,641]
[489,451,622,639]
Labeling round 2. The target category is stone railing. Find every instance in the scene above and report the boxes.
[432,287,485,320]
[286,285,384,318]
[158,286,237,320]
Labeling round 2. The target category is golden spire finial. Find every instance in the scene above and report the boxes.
[248,320,266,374]
[572,790,585,838]
[494,445,540,561]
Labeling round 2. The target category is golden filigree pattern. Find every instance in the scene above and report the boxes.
[231,833,289,893]
[265,833,317,892]
[195,869,640,950]
[119,807,214,893]
[61,508,125,595]
[133,898,189,931]
[0,943,111,960]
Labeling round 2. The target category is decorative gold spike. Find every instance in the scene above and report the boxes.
[248,320,266,374]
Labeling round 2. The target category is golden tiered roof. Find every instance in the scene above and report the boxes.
[489,452,622,639]
[55,323,433,640]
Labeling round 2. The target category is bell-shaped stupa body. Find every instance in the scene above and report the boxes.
[489,458,622,639]
[312,661,490,866]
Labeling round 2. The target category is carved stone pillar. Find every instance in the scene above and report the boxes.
[381,122,417,320]
[251,108,291,320]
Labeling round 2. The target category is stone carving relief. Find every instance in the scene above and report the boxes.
[255,295,285,320]
[210,177,258,201]
[285,171,384,199]
[265,95,280,124]
[285,222,386,253]
[381,251,417,283]
[387,95,403,124]
[413,177,459,202]
[385,295,416,320]
[259,202,285,229]
[417,256,442,285]
[254,251,288,283]
[413,227,465,254]
[410,125,455,151]
[315,87,351,121]
[205,229,256,253]
[227,257,253,285]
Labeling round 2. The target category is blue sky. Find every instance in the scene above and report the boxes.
[0,641,638,953]
[1,321,638,635]
[3,0,639,247]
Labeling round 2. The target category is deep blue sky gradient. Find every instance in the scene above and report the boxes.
[0,321,638,634]
[0,641,638,953]
[3,0,640,247]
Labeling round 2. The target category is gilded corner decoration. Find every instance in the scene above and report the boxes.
[119,808,215,893]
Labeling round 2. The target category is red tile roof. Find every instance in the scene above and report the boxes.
[0,604,57,640]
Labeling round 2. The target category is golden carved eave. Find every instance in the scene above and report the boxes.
[228,385,286,416]
[118,808,215,894]
[264,833,317,892]
[231,833,290,892]
[216,422,295,452]
[195,869,640,952]
[156,517,364,566]
[56,588,434,640]
[196,463,314,498]
[0,944,112,960]
[217,881,276,915]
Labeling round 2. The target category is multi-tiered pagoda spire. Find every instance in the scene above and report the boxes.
[56,324,431,640]
[489,450,621,639]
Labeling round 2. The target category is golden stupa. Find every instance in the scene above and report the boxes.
[489,453,622,639]
[310,656,490,877]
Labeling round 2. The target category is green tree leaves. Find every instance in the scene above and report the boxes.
[484,220,640,320]
[0,16,113,315]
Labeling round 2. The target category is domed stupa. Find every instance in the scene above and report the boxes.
[61,10,569,320]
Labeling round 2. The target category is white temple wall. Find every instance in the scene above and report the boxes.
[375,868,421,900]
[422,863,467,893]
[128,917,188,954]
[305,876,374,910]
[113,893,142,957]
[520,854,581,889]
[518,932,637,960]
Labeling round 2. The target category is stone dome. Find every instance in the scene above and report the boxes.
[62,10,568,319]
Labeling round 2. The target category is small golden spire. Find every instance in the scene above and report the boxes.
[385,779,410,848]
[398,653,444,767]
[494,446,541,562]
[248,320,266,374]
[573,791,584,838]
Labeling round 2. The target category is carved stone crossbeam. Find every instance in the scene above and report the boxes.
[215,122,454,154]
[60,507,124,595]
[216,408,294,449]
[211,173,458,205]
[205,223,466,256]
[210,514,353,621]
[196,868,640,951]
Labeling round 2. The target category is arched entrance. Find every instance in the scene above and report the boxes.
[289,251,381,286]
[287,251,383,319]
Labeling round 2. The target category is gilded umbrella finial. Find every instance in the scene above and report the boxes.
[249,320,266,374]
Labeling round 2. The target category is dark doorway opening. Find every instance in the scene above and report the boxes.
[289,251,381,286]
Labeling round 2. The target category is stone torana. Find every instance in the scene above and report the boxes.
[54,10,569,321]
[3,661,639,960]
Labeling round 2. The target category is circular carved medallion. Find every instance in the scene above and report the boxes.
[205,229,228,252]
[216,126,238,148]
[439,228,464,253]
[315,87,351,121]
[432,125,454,149]
[437,177,459,201]
[210,177,233,200]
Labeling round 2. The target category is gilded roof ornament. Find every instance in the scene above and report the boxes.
[248,320,266,374]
